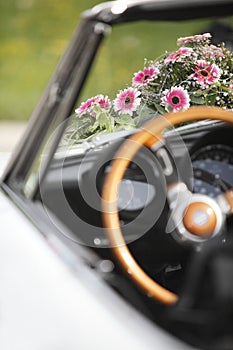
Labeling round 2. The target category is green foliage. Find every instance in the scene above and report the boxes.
[1,1,231,120]
[67,33,233,143]
[0,0,99,120]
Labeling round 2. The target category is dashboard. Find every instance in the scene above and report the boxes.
[41,120,233,248]
[105,122,233,220]
[116,142,233,213]
[40,119,233,350]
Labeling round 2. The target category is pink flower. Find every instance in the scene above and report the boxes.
[229,82,233,91]
[75,95,111,116]
[114,87,141,116]
[132,67,159,86]
[162,86,190,112]
[75,97,96,115]
[203,45,225,59]
[177,33,211,45]
[164,47,193,64]
[97,95,111,110]
[177,36,194,45]
[193,33,212,41]
[191,60,221,86]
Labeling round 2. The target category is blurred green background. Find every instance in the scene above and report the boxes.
[0,0,100,120]
[1,0,229,121]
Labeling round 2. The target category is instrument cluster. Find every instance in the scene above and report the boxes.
[190,126,233,198]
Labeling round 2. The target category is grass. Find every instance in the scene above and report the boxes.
[0,0,99,120]
[0,0,224,121]
[80,19,214,103]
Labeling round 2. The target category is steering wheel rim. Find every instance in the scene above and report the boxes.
[101,106,233,305]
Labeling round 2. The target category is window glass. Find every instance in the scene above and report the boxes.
[23,17,233,197]
[58,18,233,151]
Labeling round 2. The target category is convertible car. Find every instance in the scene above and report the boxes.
[1,0,233,349]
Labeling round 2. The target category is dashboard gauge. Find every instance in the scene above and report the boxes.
[105,162,157,213]
[191,144,233,197]
[118,179,156,211]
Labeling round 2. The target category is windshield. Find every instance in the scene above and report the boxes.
[20,14,233,197]
[58,17,233,152]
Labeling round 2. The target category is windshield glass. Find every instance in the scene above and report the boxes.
[58,17,233,152]
[22,15,233,198]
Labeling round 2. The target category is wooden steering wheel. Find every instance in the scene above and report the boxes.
[101,106,233,305]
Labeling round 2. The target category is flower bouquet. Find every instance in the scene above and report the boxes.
[66,33,233,143]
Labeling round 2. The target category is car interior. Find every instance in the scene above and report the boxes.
[40,111,233,349]
[3,2,233,349]
[40,15,233,350]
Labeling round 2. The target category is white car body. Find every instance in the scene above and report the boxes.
[1,1,233,349]
[0,188,191,350]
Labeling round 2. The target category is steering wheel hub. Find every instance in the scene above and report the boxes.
[183,201,217,237]
[169,190,224,244]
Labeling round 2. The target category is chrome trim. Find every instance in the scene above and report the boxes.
[167,183,224,244]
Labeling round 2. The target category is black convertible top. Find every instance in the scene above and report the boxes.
[83,0,233,24]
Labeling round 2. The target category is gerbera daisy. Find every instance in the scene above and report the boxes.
[193,33,212,42]
[162,86,190,112]
[132,67,159,86]
[203,45,225,59]
[75,95,111,116]
[96,94,111,110]
[177,33,211,45]
[164,47,193,64]
[229,82,233,91]
[113,87,141,116]
[191,60,221,87]
[75,97,96,115]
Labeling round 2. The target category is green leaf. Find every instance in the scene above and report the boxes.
[115,114,136,130]
[190,95,206,105]
[135,104,157,126]
[96,111,114,132]
[154,102,166,115]
[206,93,217,106]
[193,89,204,97]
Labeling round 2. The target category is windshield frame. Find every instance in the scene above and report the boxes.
[2,0,233,198]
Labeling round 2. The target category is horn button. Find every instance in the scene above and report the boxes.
[167,183,225,244]
[183,202,217,237]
